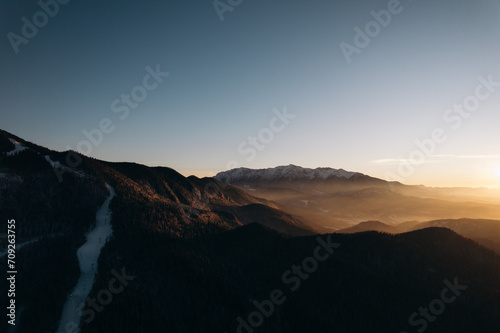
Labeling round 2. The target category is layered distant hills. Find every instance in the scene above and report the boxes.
[215,165,500,231]
[336,218,500,254]
[1,129,500,333]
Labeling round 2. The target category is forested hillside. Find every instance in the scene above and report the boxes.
[1,130,499,333]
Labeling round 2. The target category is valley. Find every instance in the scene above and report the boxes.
[0,129,499,333]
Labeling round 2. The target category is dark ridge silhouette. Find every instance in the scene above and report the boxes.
[1,129,499,333]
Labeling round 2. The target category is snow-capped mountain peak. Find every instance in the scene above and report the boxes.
[215,164,361,183]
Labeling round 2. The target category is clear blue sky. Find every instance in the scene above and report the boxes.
[1,0,500,187]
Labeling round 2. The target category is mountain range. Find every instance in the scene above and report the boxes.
[214,165,363,183]
[1,129,499,333]
[215,165,500,232]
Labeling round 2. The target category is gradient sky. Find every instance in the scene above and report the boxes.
[1,0,500,187]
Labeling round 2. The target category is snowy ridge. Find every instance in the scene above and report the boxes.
[215,164,361,183]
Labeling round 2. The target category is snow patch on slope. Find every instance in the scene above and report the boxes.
[6,138,28,156]
[45,155,86,178]
[0,237,42,258]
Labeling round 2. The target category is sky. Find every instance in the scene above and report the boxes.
[1,0,500,187]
